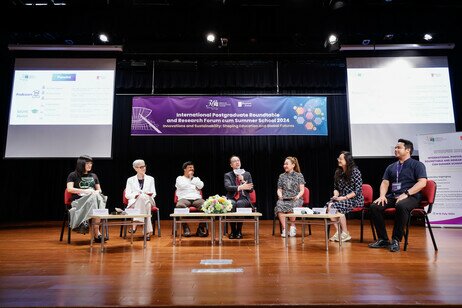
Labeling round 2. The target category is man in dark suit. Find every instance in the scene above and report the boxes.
[224,155,254,239]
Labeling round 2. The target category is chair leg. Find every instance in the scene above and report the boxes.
[67,220,71,244]
[308,225,312,235]
[403,215,412,251]
[369,217,377,241]
[360,210,364,243]
[151,216,155,236]
[157,210,161,237]
[272,215,276,235]
[60,211,67,242]
[425,215,438,251]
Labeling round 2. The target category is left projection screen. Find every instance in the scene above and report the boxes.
[5,58,115,158]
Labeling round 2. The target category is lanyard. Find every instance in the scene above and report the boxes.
[396,162,403,183]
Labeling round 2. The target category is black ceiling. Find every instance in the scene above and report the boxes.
[5,0,462,55]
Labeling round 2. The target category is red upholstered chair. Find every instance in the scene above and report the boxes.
[59,188,73,244]
[404,179,438,251]
[272,187,310,236]
[349,183,375,242]
[122,189,161,237]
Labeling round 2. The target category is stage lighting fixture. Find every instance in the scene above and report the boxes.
[328,34,338,45]
[384,33,394,40]
[99,33,109,43]
[424,33,433,41]
[330,0,346,10]
[206,33,216,43]
[220,37,228,47]
[362,39,371,45]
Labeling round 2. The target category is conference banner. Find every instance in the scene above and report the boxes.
[131,96,327,136]
[418,131,462,227]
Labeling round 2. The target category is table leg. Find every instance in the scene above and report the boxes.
[172,218,177,246]
[130,219,134,245]
[219,217,223,246]
[100,219,105,252]
[254,217,257,245]
[285,216,288,247]
[324,219,329,251]
[338,220,342,249]
[302,221,305,244]
[143,217,147,249]
[90,219,94,247]
[211,218,215,246]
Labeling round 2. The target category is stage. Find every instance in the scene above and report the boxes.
[0,220,461,307]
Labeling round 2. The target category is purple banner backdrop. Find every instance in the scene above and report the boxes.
[131,96,328,136]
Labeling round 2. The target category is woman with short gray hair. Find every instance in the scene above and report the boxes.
[125,159,157,240]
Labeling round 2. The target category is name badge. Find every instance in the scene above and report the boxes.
[312,207,327,214]
[125,208,141,215]
[236,208,252,214]
[293,207,306,214]
[93,209,109,215]
[392,182,402,192]
[174,208,190,214]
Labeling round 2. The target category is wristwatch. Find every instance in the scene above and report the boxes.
[404,190,410,196]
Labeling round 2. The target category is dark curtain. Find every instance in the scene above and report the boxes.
[1,55,461,222]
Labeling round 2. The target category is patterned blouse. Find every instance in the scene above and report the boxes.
[278,171,306,198]
[334,167,364,206]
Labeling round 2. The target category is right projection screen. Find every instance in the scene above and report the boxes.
[347,56,455,157]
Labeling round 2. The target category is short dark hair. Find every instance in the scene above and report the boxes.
[182,161,194,170]
[398,138,414,155]
[75,155,93,176]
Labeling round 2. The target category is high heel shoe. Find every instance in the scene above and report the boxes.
[128,228,137,234]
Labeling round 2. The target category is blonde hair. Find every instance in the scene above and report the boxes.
[285,156,301,173]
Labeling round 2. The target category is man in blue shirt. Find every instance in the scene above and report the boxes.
[368,139,427,252]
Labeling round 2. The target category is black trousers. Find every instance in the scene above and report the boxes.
[230,198,251,233]
[369,196,419,242]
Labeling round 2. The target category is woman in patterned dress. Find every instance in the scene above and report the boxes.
[275,156,306,238]
[327,151,364,242]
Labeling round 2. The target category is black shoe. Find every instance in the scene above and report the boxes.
[368,239,390,248]
[228,232,236,239]
[146,234,151,241]
[389,239,400,252]
[183,225,191,237]
[235,232,243,239]
[104,236,109,241]
[94,235,103,243]
[196,227,209,237]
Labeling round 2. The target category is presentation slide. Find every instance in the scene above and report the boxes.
[347,56,456,157]
[5,58,115,158]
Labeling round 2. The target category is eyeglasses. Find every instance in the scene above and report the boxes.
[137,165,146,168]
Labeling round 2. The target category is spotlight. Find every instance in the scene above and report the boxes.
[220,37,228,47]
[98,33,109,43]
[328,34,338,45]
[206,33,216,43]
[423,33,433,41]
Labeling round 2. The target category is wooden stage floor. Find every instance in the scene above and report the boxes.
[0,220,461,307]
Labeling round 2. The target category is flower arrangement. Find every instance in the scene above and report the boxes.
[201,194,233,214]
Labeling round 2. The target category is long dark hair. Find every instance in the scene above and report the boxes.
[75,155,93,176]
[334,151,356,183]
